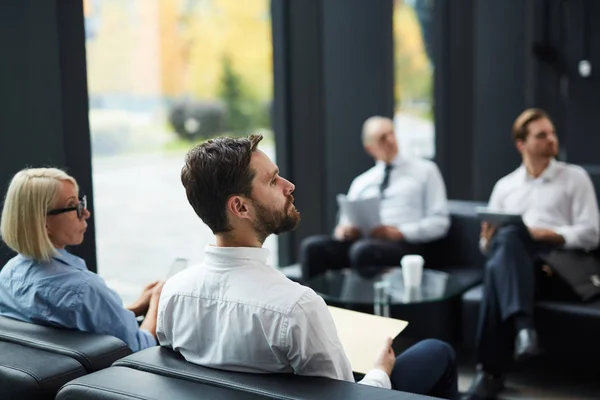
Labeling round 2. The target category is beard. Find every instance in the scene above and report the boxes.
[252,196,300,244]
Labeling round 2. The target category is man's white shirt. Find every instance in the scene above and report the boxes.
[487,159,600,250]
[339,156,450,243]
[157,245,391,389]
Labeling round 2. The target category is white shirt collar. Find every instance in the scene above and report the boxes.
[204,245,270,265]
[519,158,559,182]
[375,153,404,169]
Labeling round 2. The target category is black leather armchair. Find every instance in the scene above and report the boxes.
[56,366,269,400]
[0,341,86,400]
[0,315,132,399]
[0,315,132,372]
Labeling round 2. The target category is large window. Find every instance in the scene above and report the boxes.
[393,0,434,159]
[84,0,275,304]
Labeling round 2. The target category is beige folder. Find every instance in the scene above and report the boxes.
[327,306,408,375]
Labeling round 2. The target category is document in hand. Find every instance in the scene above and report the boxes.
[327,306,408,374]
[336,194,381,235]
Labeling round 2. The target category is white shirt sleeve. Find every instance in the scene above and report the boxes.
[399,163,450,243]
[286,290,391,389]
[552,169,600,250]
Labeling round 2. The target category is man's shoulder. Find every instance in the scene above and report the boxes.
[161,264,317,315]
[403,157,443,176]
[560,162,590,179]
[405,157,437,169]
[351,165,379,183]
[494,166,523,189]
[160,265,203,297]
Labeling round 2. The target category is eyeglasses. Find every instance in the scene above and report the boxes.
[47,195,87,219]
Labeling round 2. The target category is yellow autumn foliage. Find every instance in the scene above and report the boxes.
[159,0,272,101]
[393,0,432,107]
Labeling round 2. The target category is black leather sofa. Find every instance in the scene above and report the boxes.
[55,366,271,400]
[0,340,86,400]
[437,201,600,356]
[0,316,438,399]
[57,346,441,400]
[0,315,131,399]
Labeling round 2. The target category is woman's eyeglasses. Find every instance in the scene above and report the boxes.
[47,195,87,219]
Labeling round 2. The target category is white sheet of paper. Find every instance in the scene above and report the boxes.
[327,306,408,374]
[337,194,381,235]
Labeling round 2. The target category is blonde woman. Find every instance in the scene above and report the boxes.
[0,167,162,352]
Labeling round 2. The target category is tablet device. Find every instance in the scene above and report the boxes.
[166,258,188,279]
[475,207,523,226]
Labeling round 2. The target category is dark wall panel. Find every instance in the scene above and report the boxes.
[272,0,394,264]
[322,0,395,229]
[434,0,475,200]
[472,0,527,201]
[0,1,96,271]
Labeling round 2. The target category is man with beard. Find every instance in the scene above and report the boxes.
[465,108,600,399]
[157,135,459,399]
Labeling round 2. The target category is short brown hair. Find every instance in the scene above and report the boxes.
[181,134,263,233]
[512,108,550,141]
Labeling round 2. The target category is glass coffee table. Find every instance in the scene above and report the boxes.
[306,267,482,340]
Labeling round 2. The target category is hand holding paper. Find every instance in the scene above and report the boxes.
[336,194,381,236]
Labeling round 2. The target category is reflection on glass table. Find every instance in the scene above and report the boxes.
[308,267,465,317]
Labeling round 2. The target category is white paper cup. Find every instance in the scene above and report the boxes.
[401,254,424,287]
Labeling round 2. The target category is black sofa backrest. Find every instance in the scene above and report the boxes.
[0,340,86,400]
[56,366,271,400]
[0,315,132,372]
[426,200,487,270]
[113,347,439,400]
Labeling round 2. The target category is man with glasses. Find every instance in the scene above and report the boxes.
[465,109,600,399]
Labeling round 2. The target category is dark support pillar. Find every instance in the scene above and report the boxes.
[0,1,96,271]
[272,0,394,265]
[435,0,532,202]
[434,0,475,200]
[471,0,528,200]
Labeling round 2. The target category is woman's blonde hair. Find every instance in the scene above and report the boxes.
[1,168,78,261]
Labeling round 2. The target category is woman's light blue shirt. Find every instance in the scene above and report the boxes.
[0,249,156,352]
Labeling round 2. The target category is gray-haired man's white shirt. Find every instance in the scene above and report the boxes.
[339,155,450,243]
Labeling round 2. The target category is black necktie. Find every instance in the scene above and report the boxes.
[380,163,393,196]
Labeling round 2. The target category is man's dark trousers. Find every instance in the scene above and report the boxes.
[299,235,424,280]
[475,224,556,373]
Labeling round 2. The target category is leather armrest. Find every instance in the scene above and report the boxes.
[0,341,85,400]
[0,316,131,371]
[114,347,437,400]
[56,367,270,400]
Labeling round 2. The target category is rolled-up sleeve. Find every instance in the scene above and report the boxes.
[72,276,156,352]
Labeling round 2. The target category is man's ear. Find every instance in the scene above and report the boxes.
[515,139,526,153]
[226,195,252,220]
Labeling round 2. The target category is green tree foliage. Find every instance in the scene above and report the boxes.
[218,55,269,133]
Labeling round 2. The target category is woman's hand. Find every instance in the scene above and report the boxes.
[127,280,160,317]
